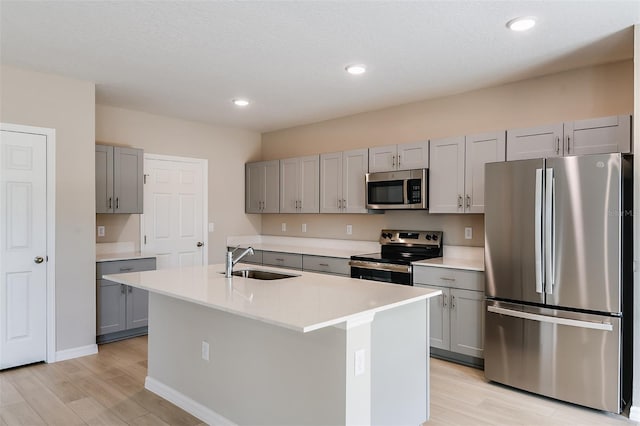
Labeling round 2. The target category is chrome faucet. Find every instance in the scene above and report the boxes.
[225,246,255,278]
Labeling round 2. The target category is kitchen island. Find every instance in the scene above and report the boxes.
[104,264,441,426]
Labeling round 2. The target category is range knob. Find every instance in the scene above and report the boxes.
[425,234,432,240]
[433,234,439,241]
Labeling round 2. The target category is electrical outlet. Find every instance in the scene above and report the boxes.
[302,223,307,233]
[208,222,215,232]
[465,227,473,240]
[281,223,287,232]
[201,341,210,361]
[346,224,353,235]
[354,349,365,376]
[97,226,105,237]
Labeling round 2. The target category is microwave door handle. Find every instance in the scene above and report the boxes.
[535,168,543,294]
[403,179,409,205]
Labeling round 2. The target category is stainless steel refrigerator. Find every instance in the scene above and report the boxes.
[484,153,633,413]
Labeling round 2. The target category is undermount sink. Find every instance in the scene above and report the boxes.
[229,269,298,280]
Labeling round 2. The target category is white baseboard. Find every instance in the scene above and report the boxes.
[629,405,640,422]
[145,376,236,426]
[54,344,98,362]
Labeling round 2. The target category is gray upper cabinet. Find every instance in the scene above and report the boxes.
[280,155,320,214]
[507,114,631,161]
[429,131,505,214]
[368,141,429,172]
[246,160,280,213]
[96,144,144,213]
[320,148,368,214]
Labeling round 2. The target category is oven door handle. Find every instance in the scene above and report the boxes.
[349,260,411,274]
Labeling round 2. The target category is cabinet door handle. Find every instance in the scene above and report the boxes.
[342,199,346,210]
[392,155,396,167]
[466,195,471,208]
[121,284,126,294]
[566,135,571,154]
[337,199,341,209]
[128,286,133,294]
[119,267,133,272]
[275,258,285,262]
[451,295,456,309]
[319,263,329,267]
[108,197,112,209]
[440,277,456,282]
[397,154,401,167]
[116,198,119,209]
[457,195,463,208]
[442,294,447,308]
[556,137,560,155]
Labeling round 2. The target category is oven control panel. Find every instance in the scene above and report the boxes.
[379,229,443,247]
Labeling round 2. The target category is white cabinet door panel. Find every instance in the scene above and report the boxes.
[507,123,563,160]
[320,152,342,213]
[429,136,465,213]
[299,155,319,213]
[397,140,429,170]
[450,289,484,358]
[464,131,505,213]
[566,115,631,156]
[342,148,368,213]
[280,157,299,213]
[368,145,396,172]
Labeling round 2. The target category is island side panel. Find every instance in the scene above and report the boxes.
[371,300,429,425]
[146,292,348,426]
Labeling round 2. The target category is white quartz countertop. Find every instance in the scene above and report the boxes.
[104,264,441,333]
[96,252,156,262]
[413,257,484,272]
[412,245,485,272]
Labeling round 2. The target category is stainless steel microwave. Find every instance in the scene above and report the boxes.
[366,168,428,210]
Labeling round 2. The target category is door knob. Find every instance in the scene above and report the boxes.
[197,242,204,247]
[34,256,44,264]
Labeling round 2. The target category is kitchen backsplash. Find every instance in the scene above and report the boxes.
[261,211,485,246]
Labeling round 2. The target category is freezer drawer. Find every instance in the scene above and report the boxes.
[484,300,623,413]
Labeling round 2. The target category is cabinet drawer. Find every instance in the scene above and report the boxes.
[262,251,303,270]
[97,257,157,279]
[413,266,484,291]
[303,255,349,276]
[229,248,263,265]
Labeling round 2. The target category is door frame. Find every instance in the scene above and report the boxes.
[0,123,56,364]
[140,153,209,265]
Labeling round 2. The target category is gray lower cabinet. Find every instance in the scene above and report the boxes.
[96,257,156,343]
[230,248,349,276]
[262,251,303,270]
[413,265,485,367]
[302,255,349,276]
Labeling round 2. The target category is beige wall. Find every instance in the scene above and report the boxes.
[0,65,96,352]
[95,105,262,263]
[261,60,633,245]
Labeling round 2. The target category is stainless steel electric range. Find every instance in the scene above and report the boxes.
[350,229,443,286]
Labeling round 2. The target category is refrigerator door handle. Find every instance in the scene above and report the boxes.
[487,306,613,331]
[535,168,544,294]
[545,168,555,294]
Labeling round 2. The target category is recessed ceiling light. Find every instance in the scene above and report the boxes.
[506,17,536,32]
[345,64,366,75]
[232,99,250,107]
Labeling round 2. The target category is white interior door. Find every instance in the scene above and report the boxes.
[142,155,207,269]
[0,129,48,369]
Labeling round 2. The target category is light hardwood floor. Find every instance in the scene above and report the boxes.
[0,336,636,425]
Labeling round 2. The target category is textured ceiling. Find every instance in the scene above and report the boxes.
[1,1,638,132]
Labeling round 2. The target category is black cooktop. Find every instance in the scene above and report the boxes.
[351,229,443,265]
